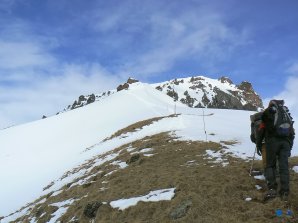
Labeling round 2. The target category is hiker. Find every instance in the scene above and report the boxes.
[256,100,295,201]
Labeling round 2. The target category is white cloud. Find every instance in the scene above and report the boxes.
[287,62,298,74]
[0,40,55,69]
[0,63,123,129]
[0,15,124,129]
[274,75,298,117]
[271,62,298,134]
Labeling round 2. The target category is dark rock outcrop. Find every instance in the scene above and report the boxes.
[117,78,139,92]
[169,200,192,220]
[126,154,140,164]
[167,89,179,101]
[117,83,129,92]
[87,94,95,104]
[209,87,243,109]
[180,91,196,107]
[127,77,139,84]
[83,202,102,218]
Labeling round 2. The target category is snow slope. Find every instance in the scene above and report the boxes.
[0,82,296,219]
[0,83,175,217]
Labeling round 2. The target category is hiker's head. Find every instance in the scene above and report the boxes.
[268,99,284,107]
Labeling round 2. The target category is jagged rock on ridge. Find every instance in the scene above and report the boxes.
[219,76,233,85]
[127,77,139,84]
[87,94,95,104]
[117,83,129,92]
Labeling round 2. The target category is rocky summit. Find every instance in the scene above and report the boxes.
[153,76,263,111]
[63,76,263,113]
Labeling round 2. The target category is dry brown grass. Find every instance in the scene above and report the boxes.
[9,132,298,223]
[103,114,179,142]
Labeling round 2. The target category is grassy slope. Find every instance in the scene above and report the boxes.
[6,120,298,223]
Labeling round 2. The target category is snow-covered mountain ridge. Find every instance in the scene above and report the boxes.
[62,76,263,113]
[0,81,296,223]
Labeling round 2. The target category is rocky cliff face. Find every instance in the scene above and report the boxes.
[153,76,263,111]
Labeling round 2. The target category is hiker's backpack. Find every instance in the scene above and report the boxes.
[250,111,263,143]
[269,100,294,137]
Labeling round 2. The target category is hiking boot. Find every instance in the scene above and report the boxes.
[264,189,277,201]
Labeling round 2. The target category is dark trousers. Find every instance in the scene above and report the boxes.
[264,137,291,193]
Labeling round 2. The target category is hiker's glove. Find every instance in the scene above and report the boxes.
[257,145,262,156]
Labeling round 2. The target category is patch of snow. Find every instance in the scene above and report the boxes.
[139,148,154,153]
[69,173,97,188]
[105,170,117,177]
[70,216,79,222]
[254,175,266,180]
[100,187,108,191]
[205,150,229,167]
[255,185,262,190]
[48,206,68,223]
[293,166,298,173]
[35,198,47,205]
[131,148,154,155]
[51,190,63,197]
[110,188,176,210]
[245,197,252,202]
[187,160,196,163]
[126,146,135,152]
[111,160,128,169]
[48,198,76,223]
[143,154,155,157]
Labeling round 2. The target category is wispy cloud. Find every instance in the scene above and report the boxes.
[120,12,250,78]
[270,62,298,127]
[0,15,123,128]
[0,63,122,129]
[0,40,55,69]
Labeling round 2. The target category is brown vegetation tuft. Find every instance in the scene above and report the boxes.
[103,114,179,141]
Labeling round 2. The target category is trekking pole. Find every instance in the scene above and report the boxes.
[202,107,207,142]
[249,146,257,176]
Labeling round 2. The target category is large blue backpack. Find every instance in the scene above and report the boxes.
[269,100,294,137]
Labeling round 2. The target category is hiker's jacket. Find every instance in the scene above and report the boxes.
[256,107,295,149]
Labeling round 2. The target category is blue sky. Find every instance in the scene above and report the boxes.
[1,0,298,128]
